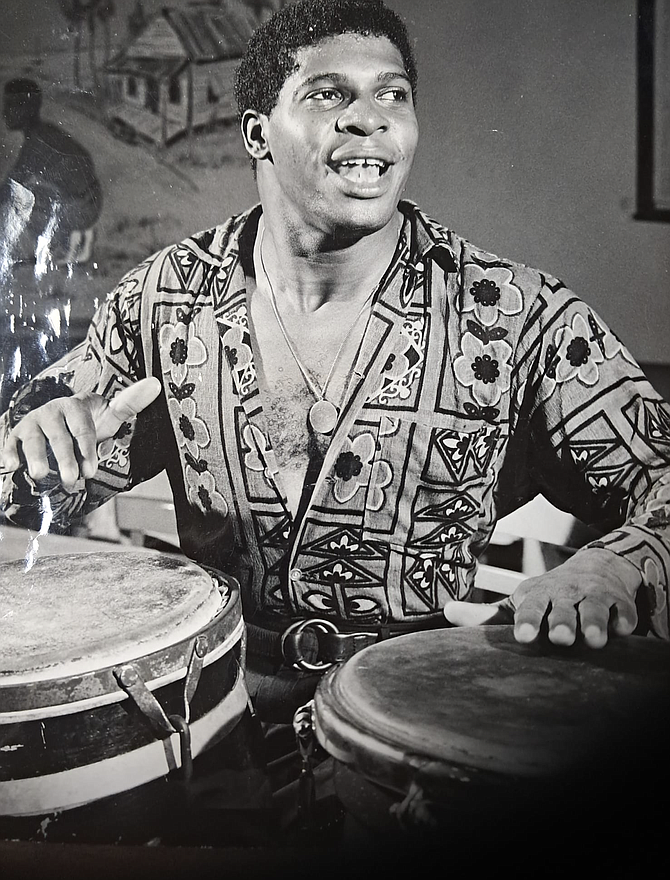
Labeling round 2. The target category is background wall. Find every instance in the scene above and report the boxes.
[1,0,668,368]
[391,0,669,368]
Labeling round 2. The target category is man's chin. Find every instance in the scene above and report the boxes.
[326,197,400,240]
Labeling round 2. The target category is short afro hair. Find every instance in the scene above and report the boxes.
[234,0,417,121]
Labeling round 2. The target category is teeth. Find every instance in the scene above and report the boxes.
[333,158,389,183]
[339,158,386,168]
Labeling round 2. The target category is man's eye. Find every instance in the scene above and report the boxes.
[308,88,342,103]
[378,88,409,103]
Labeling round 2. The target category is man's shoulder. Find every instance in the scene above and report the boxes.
[114,207,255,312]
[158,205,256,268]
[166,207,256,263]
[407,202,568,308]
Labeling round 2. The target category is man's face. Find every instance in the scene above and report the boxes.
[256,33,419,239]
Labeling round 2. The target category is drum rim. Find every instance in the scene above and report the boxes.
[0,552,223,681]
[0,572,242,718]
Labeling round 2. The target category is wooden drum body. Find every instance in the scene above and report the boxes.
[0,552,248,843]
[312,626,670,841]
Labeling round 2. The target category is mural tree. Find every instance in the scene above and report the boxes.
[97,1,117,70]
[59,0,88,89]
[127,0,148,40]
[60,0,117,96]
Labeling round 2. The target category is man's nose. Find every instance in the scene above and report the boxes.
[336,98,388,137]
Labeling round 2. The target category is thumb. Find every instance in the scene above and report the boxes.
[443,597,515,627]
[95,377,162,440]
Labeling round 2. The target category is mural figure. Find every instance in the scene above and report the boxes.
[0,77,102,412]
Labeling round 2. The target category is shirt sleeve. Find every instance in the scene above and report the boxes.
[0,254,161,531]
[512,277,670,638]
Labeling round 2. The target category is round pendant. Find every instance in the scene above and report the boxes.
[308,399,339,434]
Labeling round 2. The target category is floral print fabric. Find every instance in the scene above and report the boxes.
[2,202,669,637]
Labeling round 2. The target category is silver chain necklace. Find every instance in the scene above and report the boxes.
[258,225,375,435]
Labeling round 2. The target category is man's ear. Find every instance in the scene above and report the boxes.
[241,109,272,162]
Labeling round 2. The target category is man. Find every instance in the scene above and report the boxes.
[0,0,668,725]
[0,78,102,412]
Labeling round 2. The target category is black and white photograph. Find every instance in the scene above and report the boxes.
[1,1,669,877]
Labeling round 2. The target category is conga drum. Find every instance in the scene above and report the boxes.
[0,551,252,844]
[311,626,670,849]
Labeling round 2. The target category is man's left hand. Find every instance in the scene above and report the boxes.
[443,548,640,648]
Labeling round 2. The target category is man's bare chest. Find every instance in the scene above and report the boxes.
[248,290,371,513]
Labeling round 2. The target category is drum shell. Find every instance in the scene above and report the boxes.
[312,626,670,836]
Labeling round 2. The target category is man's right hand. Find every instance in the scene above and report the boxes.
[0,377,162,490]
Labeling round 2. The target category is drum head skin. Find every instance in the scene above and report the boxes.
[0,552,223,683]
[313,626,670,786]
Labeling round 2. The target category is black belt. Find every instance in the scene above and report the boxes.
[246,613,449,672]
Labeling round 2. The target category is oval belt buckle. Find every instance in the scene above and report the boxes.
[281,618,340,673]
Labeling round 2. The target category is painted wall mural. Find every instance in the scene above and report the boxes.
[0,0,281,411]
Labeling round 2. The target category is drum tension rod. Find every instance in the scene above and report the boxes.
[112,634,208,784]
[113,664,175,739]
[293,701,317,830]
[168,714,194,786]
[182,634,208,724]
[113,664,194,784]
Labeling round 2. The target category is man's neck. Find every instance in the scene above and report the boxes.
[256,207,403,313]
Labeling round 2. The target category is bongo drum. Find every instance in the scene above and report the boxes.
[311,626,670,839]
[0,551,248,843]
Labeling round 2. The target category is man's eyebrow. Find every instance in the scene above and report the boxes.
[376,71,412,86]
[294,70,411,95]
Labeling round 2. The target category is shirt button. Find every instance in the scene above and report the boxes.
[289,568,303,582]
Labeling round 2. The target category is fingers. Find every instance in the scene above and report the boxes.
[1,378,162,488]
[11,401,98,489]
[513,593,636,649]
[1,430,22,473]
[571,595,636,647]
[576,599,610,649]
[63,403,99,480]
[513,593,548,645]
[610,597,638,638]
[10,426,49,481]
[546,601,578,647]
[96,377,162,440]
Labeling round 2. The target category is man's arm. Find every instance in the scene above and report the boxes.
[447,285,670,645]
[1,378,161,490]
[0,257,162,530]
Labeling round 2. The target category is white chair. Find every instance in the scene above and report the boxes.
[490,495,576,577]
[475,563,527,596]
[113,471,180,549]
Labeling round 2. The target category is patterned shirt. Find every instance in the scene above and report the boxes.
[2,202,669,637]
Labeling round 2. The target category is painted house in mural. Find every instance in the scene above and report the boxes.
[105,1,257,145]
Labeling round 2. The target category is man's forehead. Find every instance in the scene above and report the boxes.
[289,33,408,86]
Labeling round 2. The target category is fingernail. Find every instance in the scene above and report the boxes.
[583,625,607,648]
[549,624,575,646]
[62,469,78,489]
[614,618,635,636]
[515,623,538,643]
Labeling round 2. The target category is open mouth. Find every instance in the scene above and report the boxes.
[330,158,391,184]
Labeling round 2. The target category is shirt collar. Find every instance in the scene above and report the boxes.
[228,200,459,275]
[399,199,459,273]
